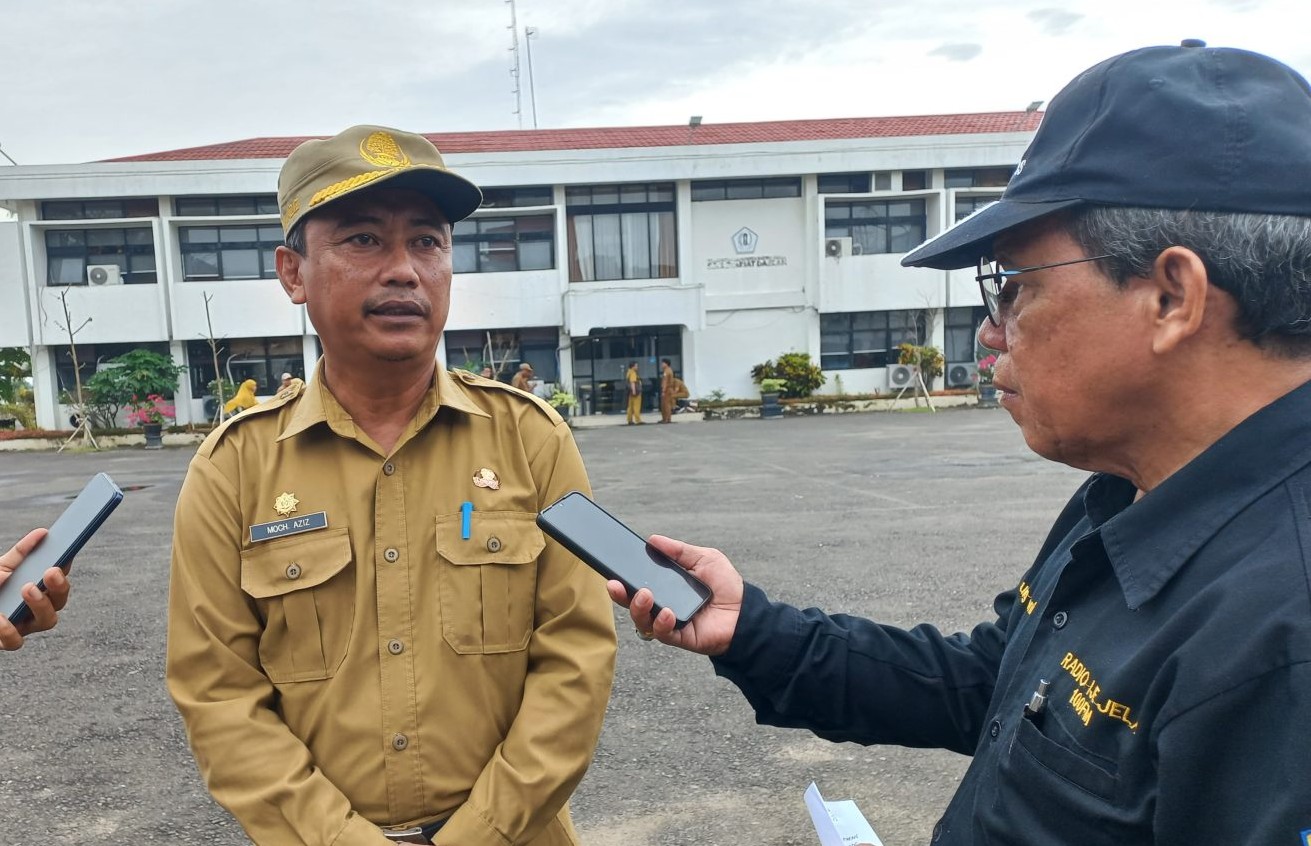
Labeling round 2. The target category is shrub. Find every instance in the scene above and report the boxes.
[751,352,826,398]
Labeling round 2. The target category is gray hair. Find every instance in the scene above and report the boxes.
[1067,206,1311,357]
[284,221,306,256]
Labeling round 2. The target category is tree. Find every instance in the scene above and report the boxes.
[751,352,826,398]
[85,349,185,426]
[0,348,31,403]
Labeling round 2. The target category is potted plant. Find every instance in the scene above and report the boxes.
[547,389,578,421]
[896,343,945,391]
[976,354,999,407]
[758,378,787,419]
[126,393,176,449]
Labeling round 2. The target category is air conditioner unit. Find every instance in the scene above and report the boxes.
[824,237,852,258]
[887,363,917,390]
[946,361,975,389]
[86,264,122,286]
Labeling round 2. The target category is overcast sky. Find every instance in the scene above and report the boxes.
[1,0,1305,165]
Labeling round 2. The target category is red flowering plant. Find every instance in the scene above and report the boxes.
[977,354,998,385]
[125,394,176,427]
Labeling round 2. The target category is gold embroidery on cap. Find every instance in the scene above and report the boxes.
[309,169,391,207]
[359,131,411,168]
[280,197,301,228]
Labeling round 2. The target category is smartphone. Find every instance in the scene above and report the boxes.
[537,491,711,628]
[2,472,123,625]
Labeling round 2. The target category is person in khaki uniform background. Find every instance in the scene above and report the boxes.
[624,361,643,425]
[658,358,674,423]
[166,125,617,846]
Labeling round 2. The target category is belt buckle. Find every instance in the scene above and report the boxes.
[380,826,429,844]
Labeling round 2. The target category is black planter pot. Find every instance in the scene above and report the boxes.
[143,422,164,450]
[760,392,783,419]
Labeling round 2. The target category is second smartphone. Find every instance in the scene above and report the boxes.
[537,491,712,628]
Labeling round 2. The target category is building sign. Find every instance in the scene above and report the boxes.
[708,226,788,269]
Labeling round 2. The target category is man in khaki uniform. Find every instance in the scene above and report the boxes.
[166,125,617,846]
[658,358,675,423]
[624,361,642,425]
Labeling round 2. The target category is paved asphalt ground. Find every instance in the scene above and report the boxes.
[0,408,1086,845]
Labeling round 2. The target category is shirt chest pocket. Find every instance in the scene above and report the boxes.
[435,512,544,655]
[240,528,355,684]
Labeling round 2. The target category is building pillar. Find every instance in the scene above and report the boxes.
[170,340,194,426]
[31,346,61,431]
[302,334,319,381]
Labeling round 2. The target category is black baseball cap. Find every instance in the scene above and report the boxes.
[902,41,1311,270]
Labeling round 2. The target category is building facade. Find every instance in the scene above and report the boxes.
[0,113,1039,428]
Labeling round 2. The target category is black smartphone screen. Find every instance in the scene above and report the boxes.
[2,472,123,624]
[537,491,711,627]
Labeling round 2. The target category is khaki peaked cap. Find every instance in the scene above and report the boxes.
[277,124,483,234]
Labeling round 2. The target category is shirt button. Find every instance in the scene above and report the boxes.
[382,462,395,476]
[387,639,404,655]
[383,547,399,563]
[391,733,409,751]
[285,563,302,580]
[989,718,1001,740]
[486,536,503,553]
[1053,610,1069,629]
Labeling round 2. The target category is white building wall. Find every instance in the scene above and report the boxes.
[0,221,29,347]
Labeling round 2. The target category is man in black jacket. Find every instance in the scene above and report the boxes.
[611,41,1311,845]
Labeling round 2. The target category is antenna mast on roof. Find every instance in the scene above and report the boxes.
[0,143,17,166]
[507,0,523,129]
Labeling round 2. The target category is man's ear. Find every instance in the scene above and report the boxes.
[275,245,307,305]
[1148,246,1210,354]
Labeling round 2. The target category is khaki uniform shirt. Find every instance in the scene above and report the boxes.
[167,364,616,846]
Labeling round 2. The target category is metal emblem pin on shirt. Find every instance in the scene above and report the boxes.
[274,492,300,517]
[472,468,500,490]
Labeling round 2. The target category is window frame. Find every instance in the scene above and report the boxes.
[453,213,556,273]
[566,183,677,282]
[178,223,285,282]
[820,310,926,371]
[824,198,927,256]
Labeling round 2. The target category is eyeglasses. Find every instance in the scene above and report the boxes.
[975,254,1114,326]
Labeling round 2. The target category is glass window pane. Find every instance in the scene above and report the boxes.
[125,227,153,245]
[49,257,85,285]
[222,249,260,278]
[43,201,83,220]
[480,218,515,239]
[621,212,651,279]
[256,196,280,214]
[648,185,674,202]
[453,220,477,237]
[620,185,647,204]
[123,199,157,217]
[691,183,724,201]
[481,244,517,273]
[47,230,85,248]
[652,212,676,277]
[761,178,800,198]
[218,197,256,216]
[874,172,892,191]
[519,241,551,270]
[261,249,278,276]
[183,228,219,244]
[592,186,619,205]
[902,170,927,191]
[454,243,478,273]
[725,181,760,200]
[221,227,258,243]
[565,187,591,206]
[83,201,123,219]
[592,214,622,280]
[258,225,284,242]
[184,252,220,279]
[87,229,125,247]
[825,203,851,221]
[176,198,215,216]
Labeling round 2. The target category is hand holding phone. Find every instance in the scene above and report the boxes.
[537,492,712,628]
[0,473,123,632]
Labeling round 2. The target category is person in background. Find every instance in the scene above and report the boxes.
[167,124,616,846]
[612,42,1311,844]
[658,358,674,423]
[625,361,643,425]
[223,378,259,416]
[511,362,534,392]
[0,528,70,651]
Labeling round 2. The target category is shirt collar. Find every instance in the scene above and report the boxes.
[277,359,491,443]
[1094,378,1311,609]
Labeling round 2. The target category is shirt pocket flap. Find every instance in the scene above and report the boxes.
[240,528,353,599]
[434,511,545,566]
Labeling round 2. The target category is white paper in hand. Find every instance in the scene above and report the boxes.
[804,782,884,846]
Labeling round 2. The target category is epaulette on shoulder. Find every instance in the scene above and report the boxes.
[450,368,563,425]
[198,380,304,457]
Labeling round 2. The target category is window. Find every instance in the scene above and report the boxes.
[874,172,893,191]
[54,342,172,399]
[453,214,554,273]
[817,173,871,194]
[821,310,925,370]
[444,327,559,383]
[691,177,802,201]
[954,195,1000,222]
[824,199,926,255]
[41,199,157,220]
[174,195,280,216]
[479,186,553,208]
[944,167,1014,189]
[566,183,677,282]
[180,225,284,281]
[944,306,990,363]
[901,171,930,191]
[186,337,304,397]
[46,227,157,285]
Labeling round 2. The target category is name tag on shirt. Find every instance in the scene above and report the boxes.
[249,511,328,543]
